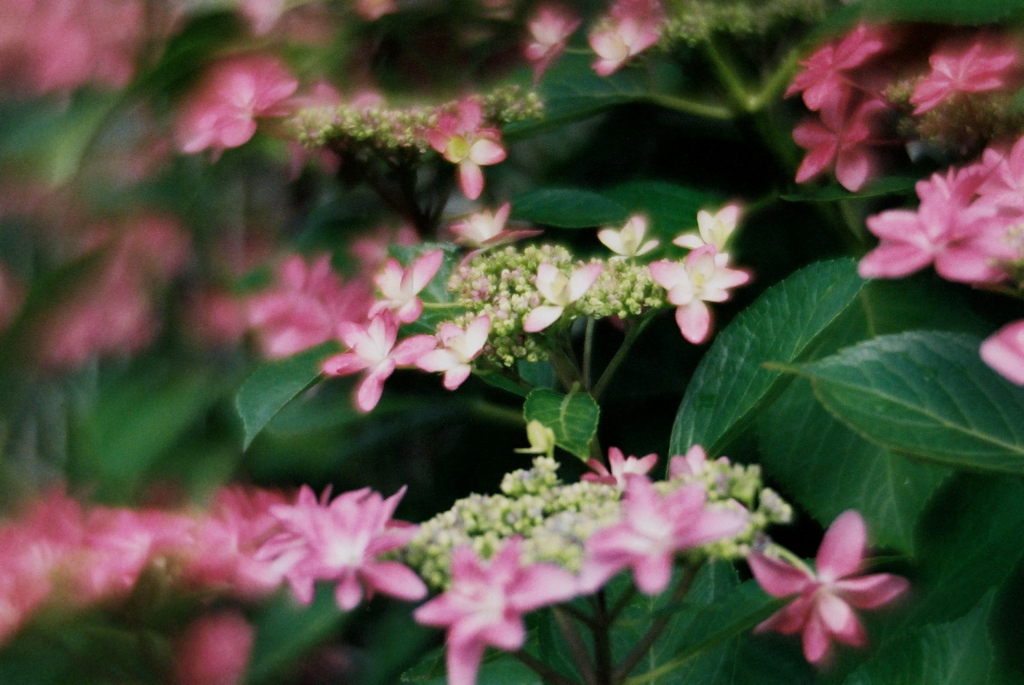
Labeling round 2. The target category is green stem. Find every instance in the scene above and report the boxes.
[592,314,654,402]
[643,94,734,121]
[593,591,614,685]
[748,46,803,112]
[554,607,599,685]
[701,38,755,114]
[582,318,596,392]
[612,563,700,684]
[513,650,582,685]
[467,399,526,426]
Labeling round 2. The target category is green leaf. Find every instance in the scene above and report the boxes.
[670,258,866,457]
[74,365,223,502]
[795,331,1024,475]
[845,593,996,685]
[901,474,1024,628]
[857,0,1024,24]
[236,341,340,449]
[511,188,627,228]
[603,182,721,239]
[402,647,544,684]
[759,379,949,555]
[781,176,918,202]
[246,586,350,684]
[757,276,985,554]
[523,388,600,459]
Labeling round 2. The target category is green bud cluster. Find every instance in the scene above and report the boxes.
[660,0,830,45]
[887,82,1024,161]
[401,457,621,589]
[447,244,572,367]
[578,258,666,319]
[290,86,542,154]
[661,454,793,559]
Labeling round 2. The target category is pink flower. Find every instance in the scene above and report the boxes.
[649,246,750,344]
[370,250,444,324]
[174,611,255,685]
[978,135,1024,215]
[524,4,580,82]
[449,203,542,249]
[427,99,507,200]
[793,96,887,191]
[748,510,909,666]
[588,0,663,76]
[785,24,888,111]
[523,262,603,332]
[175,54,299,156]
[673,202,743,257]
[413,538,579,685]
[981,320,1024,385]
[582,446,658,488]
[668,444,728,478]
[185,486,289,598]
[322,312,437,412]
[246,254,372,359]
[859,167,1014,284]
[581,475,747,594]
[257,485,427,611]
[910,37,1018,115]
[598,215,659,258]
[416,316,491,390]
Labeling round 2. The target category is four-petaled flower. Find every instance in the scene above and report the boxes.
[911,37,1018,115]
[322,312,436,412]
[649,246,750,344]
[598,215,659,258]
[449,203,542,249]
[370,250,444,324]
[413,537,579,685]
[582,446,658,489]
[523,262,604,332]
[427,99,507,200]
[793,96,887,192]
[257,485,427,611]
[748,510,909,666]
[785,24,888,111]
[673,203,743,260]
[416,316,492,390]
[581,475,747,595]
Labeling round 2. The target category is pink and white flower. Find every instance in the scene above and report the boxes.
[649,246,750,344]
[525,4,580,82]
[598,215,659,258]
[588,0,664,76]
[416,316,491,390]
[322,312,437,412]
[449,203,542,249]
[413,537,578,685]
[582,446,658,489]
[581,475,747,594]
[174,53,299,157]
[257,485,427,611]
[673,203,743,259]
[523,262,603,332]
[910,37,1019,115]
[370,250,444,324]
[427,99,507,200]
[748,510,909,666]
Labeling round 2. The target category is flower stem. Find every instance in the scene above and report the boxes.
[592,313,654,402]
[513,649,582,685]
[611,562,700,684]
[583,317,596,391]
[554,607,599,685]
[643,94,734,121]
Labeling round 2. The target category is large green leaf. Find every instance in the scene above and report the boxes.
[511,188,627,228]
[901,474,1024,629]
[236,341,340,449]
[402,647,544,684]
[756,277,988,554]
[670,258,865,457]
[858,0,1024,24]
[523,388,600,459]
[794,332,1024,475]
[845,593,995,685]
[246,587,350,685]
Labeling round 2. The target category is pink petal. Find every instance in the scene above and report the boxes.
[748,552,814,597]
[631,552,673,595]
[857,243,935,279]
[816,510,865,582]
[469,138,507,166]
[443,365,472,390]
[509,564,579,611]
[410,250,444,292]
[835,573,909,609]
[445,637,486,685]
[523,305,564,332]
[981,321,1024,385]
[459,162,484,200]
[361,561,428,602]
[675,301,712,344]
[335,573,365,611]
[802,612,834,665]
[391,335,438,366]
[416,349,458,373]
[323,352,369,376]
[355,365,393,412]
